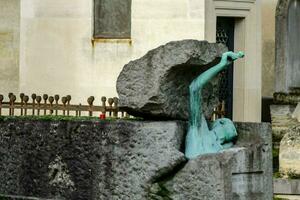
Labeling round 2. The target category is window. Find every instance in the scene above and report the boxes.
[93,0,131,39]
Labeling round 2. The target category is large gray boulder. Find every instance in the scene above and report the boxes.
[117,40,227,120]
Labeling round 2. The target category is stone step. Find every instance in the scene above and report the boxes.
[0,194,54,200]
[274,195,300,200]
[274,178,300,195]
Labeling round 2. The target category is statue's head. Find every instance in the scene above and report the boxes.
[211,118,237,143]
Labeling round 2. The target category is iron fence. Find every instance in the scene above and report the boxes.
[0,93,129,118]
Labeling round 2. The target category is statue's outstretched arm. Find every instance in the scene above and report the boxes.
[189,51,244,93]
[188,51,244,127]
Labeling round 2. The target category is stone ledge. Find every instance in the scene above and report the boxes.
[274,178,300,195]
[0,194,52,200]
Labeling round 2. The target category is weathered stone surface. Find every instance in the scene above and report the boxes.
[292,103,300,122]
[0,119,272,200]
[274,178,300,195]
[233,122,273,200]
[0,119,186,200]
[280,124,300,176]
[149,122,273,200]
[149,152,233,200]
[270,105,298,142]
[117,40,227,120]
[275,0,299,93]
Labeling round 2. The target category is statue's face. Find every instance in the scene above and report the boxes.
[212,118,237,142]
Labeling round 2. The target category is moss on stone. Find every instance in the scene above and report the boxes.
[273,197,289,200]
[0,115,142,122]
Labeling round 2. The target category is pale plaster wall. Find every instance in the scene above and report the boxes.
[262,0,277,97]
[19,0,205,104]
[0,0,20,95]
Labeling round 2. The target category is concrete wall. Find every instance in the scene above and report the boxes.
[262,0,277,97]
[19,0,205,104]
[0,0,20,95]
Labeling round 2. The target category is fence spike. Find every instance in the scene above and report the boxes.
[49,96,54,104]
[101,96,107,115]
[108,98,114,117]
[24,95,29,116]
[0,94,3,116]
[79,103,82,117]
[87,96,94,116]
[0,92,124,119]
[66,95,71,116]
[49,96,54,115]
[10,95,16,116]
[36,96,41,116]
[54,95,59,115]
[20,93,24,116]
[31,94,36,115]
[62,97,67,116]
[43,94,48,115]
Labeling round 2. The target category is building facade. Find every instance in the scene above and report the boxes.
[0,0,277,122]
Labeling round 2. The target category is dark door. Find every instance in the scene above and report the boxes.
[216,17,235,119]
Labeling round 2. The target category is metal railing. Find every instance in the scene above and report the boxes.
[0,93,129,118]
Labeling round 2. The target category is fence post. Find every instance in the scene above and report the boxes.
[87,96,94,117]
[0,94,3,116]
[101,96,107,117]
[20,93,24,116]
[8,93,13,116]
[108,98,113,117]
[54,95,59,116]
[36,96,42,116]
[49,96,54,115]
[32,94,36,116]
[78,103,82,117]
[10,94,16,116]
[43,94,48,115]
[24,95,29,116]
[62,97,67,116]
[66,95,71,116]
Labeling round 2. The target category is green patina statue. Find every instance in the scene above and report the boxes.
[185,51,244,159]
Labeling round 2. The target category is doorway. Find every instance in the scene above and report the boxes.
[216,17,235,119]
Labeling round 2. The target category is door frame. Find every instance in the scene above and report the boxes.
[205,0,262,122]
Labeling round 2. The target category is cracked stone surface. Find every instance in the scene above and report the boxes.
[117,40,227,120]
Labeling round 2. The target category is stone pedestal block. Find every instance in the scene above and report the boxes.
[270,105,298,141]
[280,125,300,177]
[0,119,272,200]
[0,119,186,200]
[150,122,273,200]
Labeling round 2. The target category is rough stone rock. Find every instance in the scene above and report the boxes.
[292,103,300,122]
[270,104,298,142]
[149,122,273,200]
[117,40,227,120]
[0,119,186,200]
[280,124,300,177]
[149,152,234,200]
[0,119,272,200]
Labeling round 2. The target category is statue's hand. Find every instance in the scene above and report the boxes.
[223,51,244,62]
